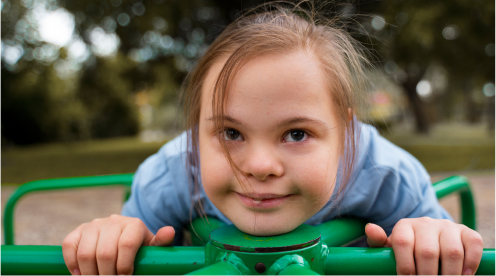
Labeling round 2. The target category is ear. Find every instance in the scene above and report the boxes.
[348,108,353,121]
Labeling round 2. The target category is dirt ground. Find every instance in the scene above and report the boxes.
[1,172,494,248]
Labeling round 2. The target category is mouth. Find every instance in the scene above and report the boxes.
[236,192,293,209]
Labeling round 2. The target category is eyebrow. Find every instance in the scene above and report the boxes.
[206,115,328,129]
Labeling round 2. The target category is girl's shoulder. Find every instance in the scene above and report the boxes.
[356,123,429,182]
[329,123,450,233]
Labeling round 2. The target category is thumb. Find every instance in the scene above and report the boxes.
[365,223,390,247]
[147,226,175,246]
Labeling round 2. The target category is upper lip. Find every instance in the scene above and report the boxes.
[237,193,290,200]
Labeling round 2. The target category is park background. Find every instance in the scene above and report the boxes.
[1,0,495,247]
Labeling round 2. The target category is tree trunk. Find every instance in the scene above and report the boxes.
[487,96,495,131]
[401,69,430,134]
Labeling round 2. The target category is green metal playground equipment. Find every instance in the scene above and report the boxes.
[2,174,495,275]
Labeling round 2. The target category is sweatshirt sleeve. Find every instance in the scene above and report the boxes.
[121,133,194,245]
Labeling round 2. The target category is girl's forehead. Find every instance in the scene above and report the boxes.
[201,50,331,110]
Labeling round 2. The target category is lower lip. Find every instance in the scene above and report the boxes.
[236,193,292,209]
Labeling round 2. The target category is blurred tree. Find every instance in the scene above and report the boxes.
[1,0,235,144]
[2,0,494,145]
[376,0,495,133]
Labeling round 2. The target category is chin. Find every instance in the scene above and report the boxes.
[232,217,300,236]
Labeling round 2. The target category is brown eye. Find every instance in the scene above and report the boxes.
[284,129,308,142]
[224,128,243,141]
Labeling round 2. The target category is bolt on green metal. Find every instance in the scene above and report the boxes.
[200,224,328,275]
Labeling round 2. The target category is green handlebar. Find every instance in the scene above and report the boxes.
[2,245,494,275]
[432,175,476,230]
[3,174,133,245]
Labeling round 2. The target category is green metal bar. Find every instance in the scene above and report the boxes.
[325,247,495,275]
[432,175,476,230]
[3,174,134,245]
[185,262,242,275]
[4,245,493,275]
[1,245,205,275]
[315,218,367,247]
[278,264,320,275]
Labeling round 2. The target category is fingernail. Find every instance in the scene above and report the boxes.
[73,269,81,275]
[463,268,473,275]
[365,223,370,228]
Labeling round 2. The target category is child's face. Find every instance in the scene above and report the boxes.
[199,50,341,236]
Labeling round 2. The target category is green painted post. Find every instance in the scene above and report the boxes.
[204,224,328,274]
[433,176,476,230]
[3,174,134,245]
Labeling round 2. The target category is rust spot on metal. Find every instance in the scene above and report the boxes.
[223,244,241,251]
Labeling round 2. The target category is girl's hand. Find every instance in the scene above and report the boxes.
[365,217,483,275]
[62,214,175,275]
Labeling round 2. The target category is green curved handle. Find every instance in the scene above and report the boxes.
[432,175,476,230]
[3,174,134,245]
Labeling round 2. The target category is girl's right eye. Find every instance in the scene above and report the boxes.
[223,128,243,141]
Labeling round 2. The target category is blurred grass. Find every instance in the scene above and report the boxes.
[2,137,165,184]
[2,123,494,184]
[382,122,494,172]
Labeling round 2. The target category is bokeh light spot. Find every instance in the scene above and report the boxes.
[371,15,385,31]
[152,17,168,30]
[37,9,75,47]
[117,13,130,26]
[442,25,459,40]
[416,80,432,97]
[483,83,495,97]
[485,44,495,57]
[132,3,145,16]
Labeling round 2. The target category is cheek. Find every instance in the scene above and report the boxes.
[290,148,340,200]
[199,137,235,196]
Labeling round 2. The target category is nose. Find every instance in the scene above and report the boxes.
[241,145,284,181]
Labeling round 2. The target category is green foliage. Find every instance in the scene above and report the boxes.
[77,54,139,139]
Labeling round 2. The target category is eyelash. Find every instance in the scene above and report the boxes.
[220,128,311,143]
[282,129,311,143]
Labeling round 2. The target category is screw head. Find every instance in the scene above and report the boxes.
[255,262,266,273]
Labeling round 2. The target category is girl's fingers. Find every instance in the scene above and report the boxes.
[461,227,484,275]
[62,223,86,275]
[152,226,176,246]
[116,220,152,275]
[439,226,464,275]
[413,219,440,275]
[96,220,122,275]
[77,221,101,275]
[390,220,416,275]
[365,223,389,247]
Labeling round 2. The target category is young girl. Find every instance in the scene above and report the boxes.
[62,3,483,275]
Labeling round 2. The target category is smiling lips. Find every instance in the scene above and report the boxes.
[236,192,293,209]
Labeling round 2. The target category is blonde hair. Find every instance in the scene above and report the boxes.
[180,1,369,218]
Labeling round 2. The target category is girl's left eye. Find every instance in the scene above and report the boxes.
[223,128,244,141]
[284,130,308,142]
